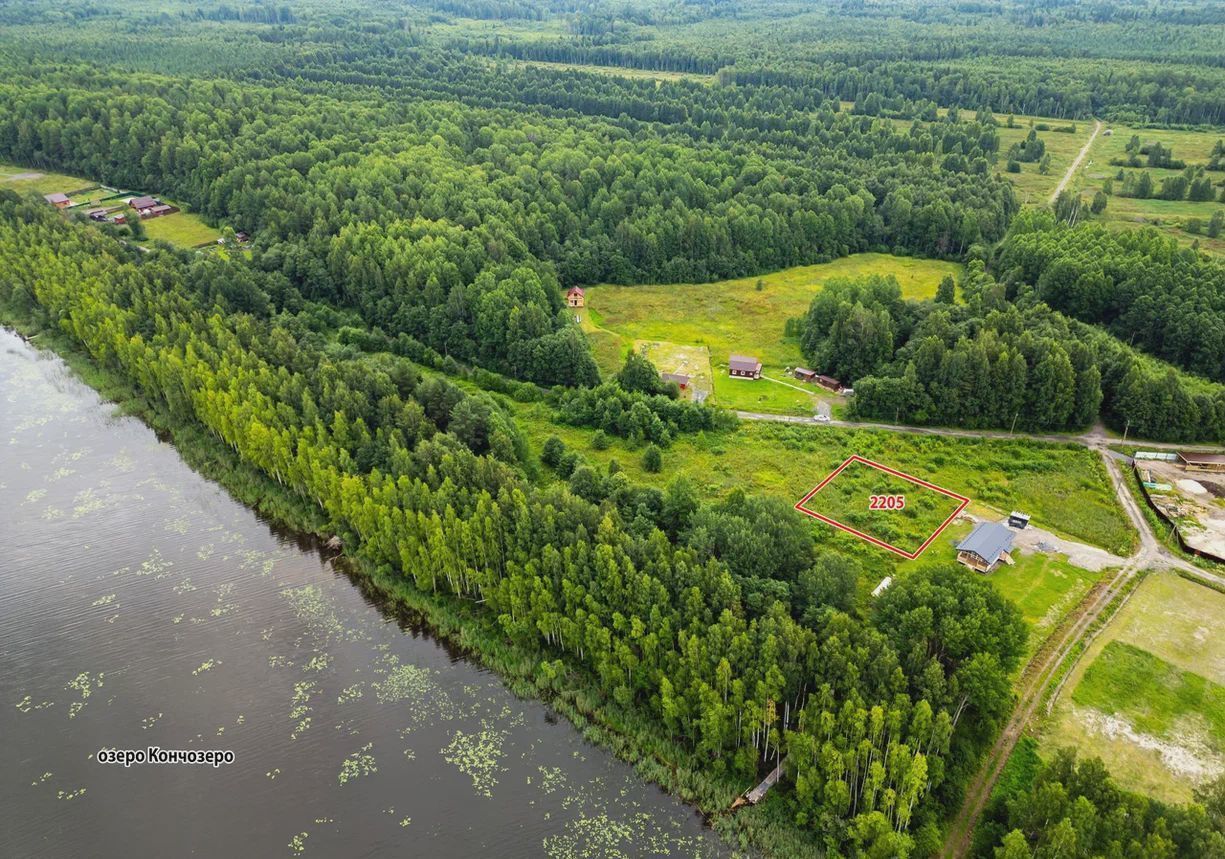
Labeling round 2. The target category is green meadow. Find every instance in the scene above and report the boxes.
[1075,124,1225,254]
[580,253,963,412]
[513,403,1135,556]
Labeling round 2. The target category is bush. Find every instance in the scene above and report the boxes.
[642,444,663,473]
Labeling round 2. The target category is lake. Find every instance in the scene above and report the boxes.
[0,328,729,858]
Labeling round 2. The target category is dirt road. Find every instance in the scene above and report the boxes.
[1049,119,1102,204]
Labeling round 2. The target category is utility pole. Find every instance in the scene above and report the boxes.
[1122,418,1130,445]
[1010,411,1019,435]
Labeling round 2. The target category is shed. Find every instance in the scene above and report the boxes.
[816,374,843,392]
[566,286,585,308]
[793,367,818,383]
[1177,451,1225,473]
[129,195,158,210]
[1008,511,1031,529]
[660,372,690,390]
[871,576,893,598]
[728,354,762,379]
[956,522,1015,573]
[44,192,70,208]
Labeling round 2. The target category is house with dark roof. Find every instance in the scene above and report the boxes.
[44,193,70,208]
[728,354,761,379]
[129,195,159,210]
[956,521,1015,573]
[815,374,843,393]
[793,367,818,383]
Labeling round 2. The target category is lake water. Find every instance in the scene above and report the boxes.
[0,329,729,858]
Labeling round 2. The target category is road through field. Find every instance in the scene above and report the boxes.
[1049,119,1102,204]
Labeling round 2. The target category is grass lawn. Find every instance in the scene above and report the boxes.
[583,253,962,393]
[512,404,1135,554]
[797,456,966,557]
[987,542,1106,661]
[141,209,221,248]
[1041,572,1225,802]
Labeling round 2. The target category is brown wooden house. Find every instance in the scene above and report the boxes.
[566,286,585,308]
[729,354,762,379]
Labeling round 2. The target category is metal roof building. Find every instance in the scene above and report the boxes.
[956,521,1015,573]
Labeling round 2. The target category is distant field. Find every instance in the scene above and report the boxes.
[0,162,97,197]
[1075,124,1225,254]
[582,253,962,409]
[512,407,1134,555]
[141,209,221,248]
[1042,572,1225,802]
[515,59,714,84]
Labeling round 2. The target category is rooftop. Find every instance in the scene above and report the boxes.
[956,521,1015,565]
[1178,451,1225,465]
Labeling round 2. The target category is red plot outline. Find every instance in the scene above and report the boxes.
[794,455,970,559]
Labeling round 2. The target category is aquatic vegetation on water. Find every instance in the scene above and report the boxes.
[65,671,104,719]
[337,683,363,705]
[91,593,116,607]
[288,832,307,855]
[338,742,377,785]
[192,659,220,675]
[441,723,508,798]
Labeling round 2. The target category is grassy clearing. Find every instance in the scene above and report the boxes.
[583,253,962,400]
[1073,641,1225,755]
[995,120,1090,203]
[986,542,1105,661]
[141,209,221,248]
[634,339,713,400]
[0,161,96,196]
[1041,572,1225,801]
[515,59,714,84]
[798,456,965,556]
[1075,124,1225,254]
[512,404,1134,554]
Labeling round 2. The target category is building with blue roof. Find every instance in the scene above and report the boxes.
[956,521,1015,573]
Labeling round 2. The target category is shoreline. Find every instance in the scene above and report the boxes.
[1,315,808,856]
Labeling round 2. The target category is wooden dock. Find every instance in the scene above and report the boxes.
[731,758,786,809]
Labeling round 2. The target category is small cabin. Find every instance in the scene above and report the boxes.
[793,367,819,383]
[816,374,843,393]
[129,195,158,210]
[956,522,1015,574]
[566,286,585,308]
[729,354,762,379]
[1008,511,1031,529]
[44,192,71,208]
[660,372,690,390]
